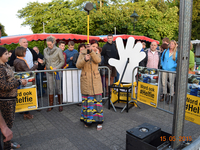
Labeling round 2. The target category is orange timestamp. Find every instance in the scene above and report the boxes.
[160,136,192,142]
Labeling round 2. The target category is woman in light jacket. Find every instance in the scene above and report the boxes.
[76,40,103,131]
[38,36,64,112]
[161,40,178,104]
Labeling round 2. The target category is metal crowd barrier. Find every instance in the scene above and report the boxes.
[129,66,200,149]
[15,66,110,111]
[182,136,200,150]
[156,69,176,114]
[130,66,200,116]
[106,66,178,113]
[130,66,177,114]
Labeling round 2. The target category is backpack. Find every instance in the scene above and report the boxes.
[162,49,167,62]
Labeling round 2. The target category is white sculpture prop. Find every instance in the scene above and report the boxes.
[108,37,146,83]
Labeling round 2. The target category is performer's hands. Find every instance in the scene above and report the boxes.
[108,37,146,83]
[85,54,90,61]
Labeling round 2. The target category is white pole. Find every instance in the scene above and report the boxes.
[43,22,45,33]
[114,27,116,35]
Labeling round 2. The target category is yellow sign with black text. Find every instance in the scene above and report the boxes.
[185,94,200,125]
[15,88,38,112]
[137,81,158,108]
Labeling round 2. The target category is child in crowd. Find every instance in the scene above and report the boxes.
[64,41,78,68]
[189,79,200,96]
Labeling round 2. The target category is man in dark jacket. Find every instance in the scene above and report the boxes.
[101,34,119,94]
[8,38,38,67]
[33,46,45,98]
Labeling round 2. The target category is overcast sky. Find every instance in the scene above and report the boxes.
[1,0,52,36]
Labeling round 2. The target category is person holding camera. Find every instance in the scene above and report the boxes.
[76,40,104,131]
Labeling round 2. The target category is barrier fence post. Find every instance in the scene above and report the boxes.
[172,0,193,149]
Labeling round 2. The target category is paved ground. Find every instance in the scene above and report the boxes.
[12,100,200,150]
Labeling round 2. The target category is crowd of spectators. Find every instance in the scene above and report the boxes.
[1,34,197,149]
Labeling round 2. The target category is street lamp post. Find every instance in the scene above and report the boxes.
[130,10,139,32]
[84,2,93,44]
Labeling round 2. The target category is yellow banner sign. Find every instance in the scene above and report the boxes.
[15,88,38,112]
[185,94,200,125]
[137,81,158,108]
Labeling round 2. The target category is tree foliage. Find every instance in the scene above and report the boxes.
[16,0,199,44]
[191,0,200,40]
[130,0,179,41]
[165,0,200,40]
[0,23,8,36]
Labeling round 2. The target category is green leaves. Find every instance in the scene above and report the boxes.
[16,0,199,43]
[126,0,179,42]
[0,23,7,36]
[191,0,200,40]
